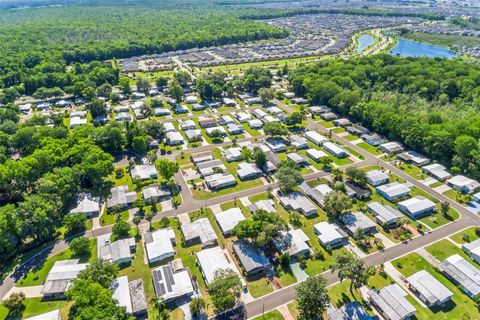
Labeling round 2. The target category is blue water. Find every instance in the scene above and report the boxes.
[356,34,376,53]
[389,39,457,58]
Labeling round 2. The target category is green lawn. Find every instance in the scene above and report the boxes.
[429,181,444,188]
[344,146,365,160]
[247,277,273,298]
[330,155,353,166]
[241,122,262,137]
[0,298,68,320]
[396,163,427,180]
[252,310,284,320]
[276,266,297,287]
[287,302,299,320]
[100,209,129,226]
[332,127,345,134]
[392,253,480,320]
[418,205,459,229]
[451,227,480,244]
[425,239,470,262]
[17,238,96,287]
[220,200,252,219]
[343,134,360,141]
[317,120,334,128]
[357,142,382,155]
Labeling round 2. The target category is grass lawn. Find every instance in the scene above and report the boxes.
[287,302,299,320]
[392,253,480,320]
[357,142,382,155]
[100,209,129,226]
[343,134,360,141]
[247,277,274,298]
[332,127,345,134]
[276,265,297,287]
[109,166,135,189]
[17,239,96,287]
[330,155,353,166]
[317,120,334,128]
[396,163,428,180]
[344,146,365,160]
[327,280,362,308]
[248,192,270,204]
[252,310,284,320]
[429,181,444,188]
[220,200,252,219]
[418,206,459,229]
[425,239,470,262]
[242,123,261,137]
[0,298,68,320]
[451,227,480,244]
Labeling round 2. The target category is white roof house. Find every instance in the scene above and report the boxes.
[144,228,176,264]
[441,254,480,298]
[237,162,261,180]
[367,202,403,227]
[422,163,451,181]
[262,115,280,124]
[42,259,88,299]
[398,151,430,166]
[366,170,389,186]
[323,142,348,158]
[107,185,137,209]
[111,276,133,314]
[97,233,136,264]
[397,196,436,219]
[462,238,480,264]
[287,153,308,165]
[299,182,333,208]
[446,175,480,194]
[70,194,100,217]
[290,135,309,149]
[406,270,453,307]
[152,262,195,302]
[185,129,202,142]
[339,211,377,238]
[248,199,276,214]
[24,310,61,320]
[111,277,148,316]
[179,119,197,131]
[154,107,170,116]
[376,182,411,201]
[379,142,404,154]
[273,229,310,258]
[222,147,243,162]
[248,119,263,129]
[163,122,176,132]
[206,126,227,137]
[142,186,171,203]
[233,240,271,278]
[227,123,244,135]
[306,148,328,162]
[70,116,88,128]
[196,246,242,285]
[197,159,226,177]
[219,115,235,125]
[305,131,328,146]
[367,284,416,320]
[204,173,236,189]
[166,131,185,145]
[313,222,347,249]
[131,165,158,180]
[253,109,268,119]
[214,208,246,236]
[265,138,287,153]
[236,111,252,123]
[278,192,317,217]
[181,218,218,247]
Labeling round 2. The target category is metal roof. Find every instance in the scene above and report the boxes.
[406,270,452,306]
[368,284,416,320]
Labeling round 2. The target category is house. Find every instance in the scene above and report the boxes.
[346,126,363,136]
[233,240,271,278]
[405,270,453,307]
[206,126,227,137]
[380,142,404,155]
[185,96,198,104]
[266,106,283,116]
[111,276,148,315]
[362,133,387,146]
[163,122,176,132]
[154,108,170,116]
[144,228,176,264]
[299,182,333,208]
[248,119,263,129]
[185,129,202,142]
[223,97,237,107]
[273,229,311,258]
[313,222,347,249]
[70,194,100,217]
[290,135,308,149]
[227,123,244,135]
[142,186,171,204]
[236,112,252,123]
[107,185,137,209]
[196,246,243,286]
[397,196,436,219]
[287,153,308,166]
[214,207,246,236]
[306,148,328,162]
[265,138,287,153]
[97,233,136,265]
[191,152,213,164]
[367,202,403,228]
[166,131,185,145]
[248,199,276,214]
[327,301,372,320]
[174,105,189,114]
[323,142,348,158]
[125,278,148,316]
[116,112,133,122]
[223,147,243,162]
[333,118,351,127]
[42,259,88,300]
[305,131,328,146]
[398,151,430,167]
[198,117,217,128]
[179,119,197,131]
[367,284,416,320]
[253,109,268,119]
[262,115,280,124]
[376,182,410,201]
[219,115,235,125]
[308,105,330,115]
[181,218,218,247]
[422,164,451,181]
[24,310,61,320]
[284,92,295,99]
[292,97,307,104]
[462,239,480,265]
[440,254,480,299]
[320,112,337,121]
[114,105,129,113]
[339,212,377,238]
[345,180,371,200]
[19,104,32,115]
[366,170,389,186]
[204,173,237,189]
[279,192,317,216]
[130,165,158,180]
[152,261,195,303]
[237,162,261,180]
[197,159,226,177]
[446,175,480,194]
[70,116,87,128]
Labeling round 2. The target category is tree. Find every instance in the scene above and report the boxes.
[132,135,148,155]
[133,216,141,231]
[77,259,119,288]
[136,77,151,93]
[258,87,274,104]
[252,146,267,169]
[232,210,287,247]
[332,253,372,296]
[323,191,353,218]
[441,201,450,216]
[119,78,132,95]
[89,98,107,119]
[190,297,206,317]
[112,219,131,239]
[263,122,289,137]
[63,213,87,235]
[145,211,154,230]
[174,71,191,86]
[97,83,112,98]
[296,275,329,320]
[320,156,334,171]
[70,236,91,256]
[156,159,179,181]
[275,160,304,192]
[156,76,169,88]
[168,81,183,102]
[284,112,304,126]
[345,167,367,185]
[133,198,145,213]
[209,268,242,312]
[1,292,25,316]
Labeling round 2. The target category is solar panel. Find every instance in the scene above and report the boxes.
[163,266,173,292]
[152,270,166,296]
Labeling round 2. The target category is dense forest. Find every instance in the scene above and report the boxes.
[289,55,480,178]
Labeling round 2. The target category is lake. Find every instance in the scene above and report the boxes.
[356,34,376,53]
[389,39,457,58]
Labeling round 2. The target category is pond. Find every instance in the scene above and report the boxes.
[356,34,376,53]
[389,39,457,58]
